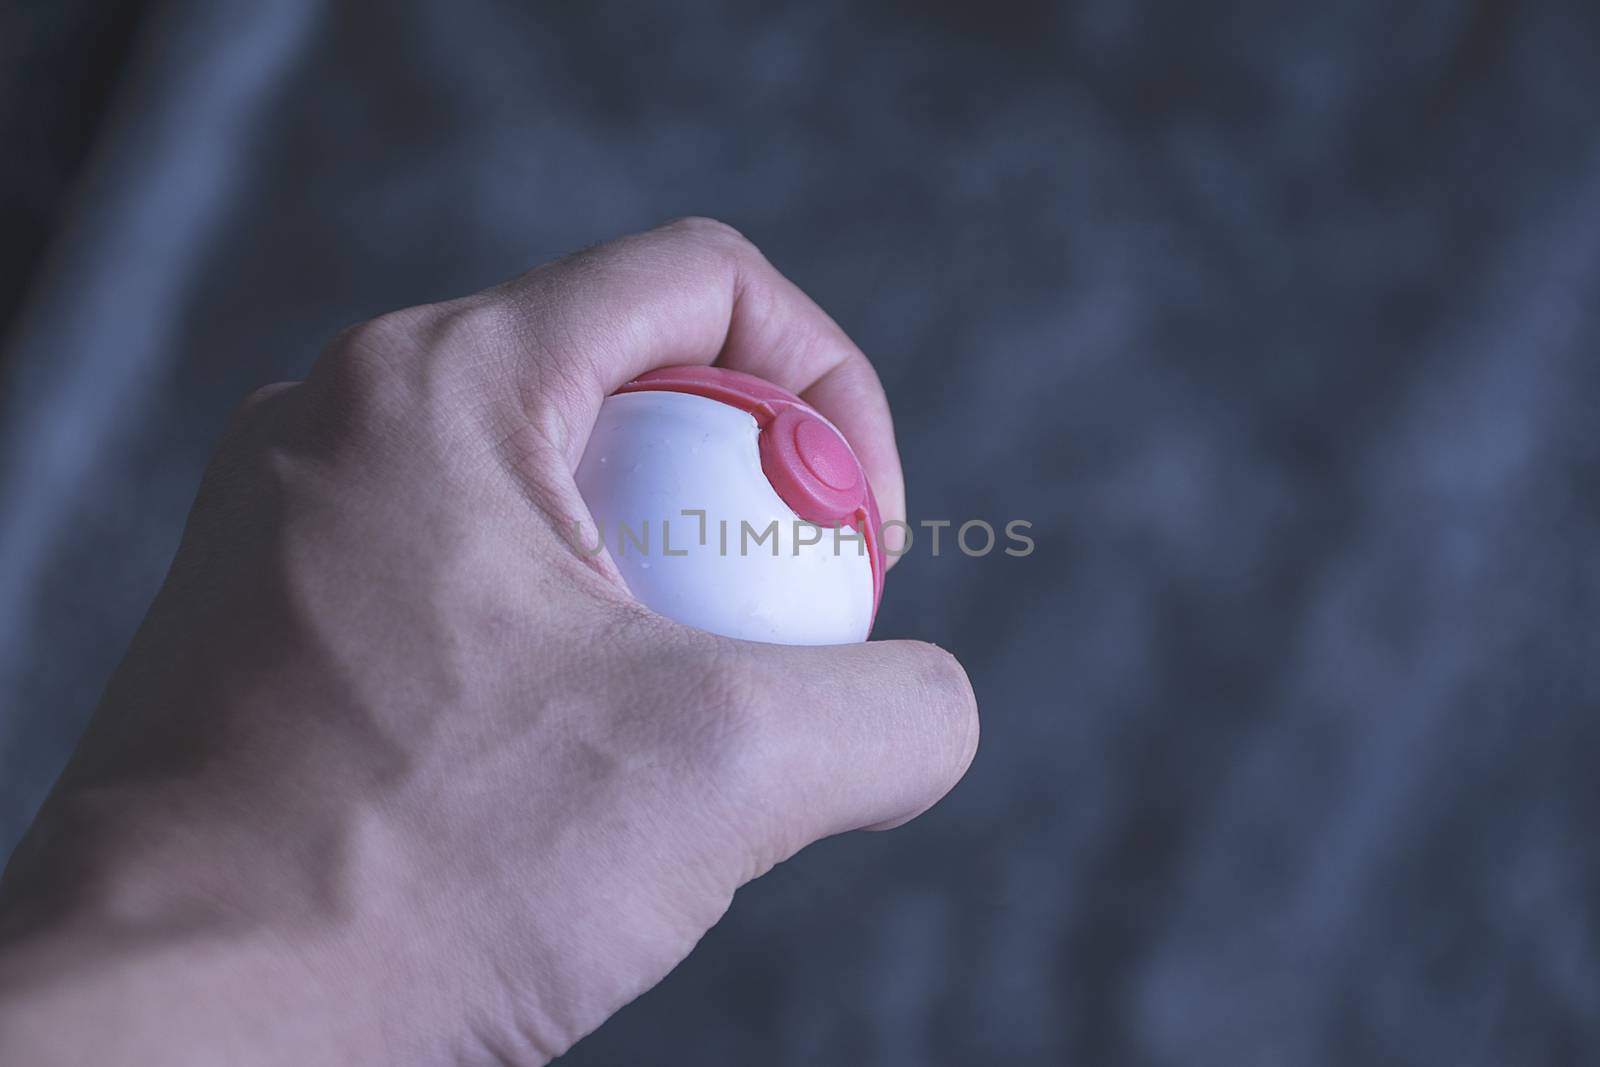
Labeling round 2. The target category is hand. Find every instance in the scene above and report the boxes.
[0,218,979,1066]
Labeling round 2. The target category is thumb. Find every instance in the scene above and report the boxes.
[733,638,980,845]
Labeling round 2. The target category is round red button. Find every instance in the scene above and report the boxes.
[794,416,860,492]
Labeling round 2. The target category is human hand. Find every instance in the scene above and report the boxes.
[0,218,978,1065]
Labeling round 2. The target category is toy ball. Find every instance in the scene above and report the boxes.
[574,366,884,645]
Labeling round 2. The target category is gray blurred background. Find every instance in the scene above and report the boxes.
[4,1,1600,1063]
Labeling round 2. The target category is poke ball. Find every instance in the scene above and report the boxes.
[574,366,885,645]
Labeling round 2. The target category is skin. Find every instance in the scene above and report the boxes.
[0,218,979,1065]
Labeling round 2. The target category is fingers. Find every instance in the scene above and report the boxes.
[473,217,908,529]
[788,353,907,560]
[730,639,979,846]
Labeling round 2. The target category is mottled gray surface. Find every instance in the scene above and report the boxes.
[4,1,1600,1063]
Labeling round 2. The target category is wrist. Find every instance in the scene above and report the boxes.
[0,781,403,1065]
[0,909,388,1066]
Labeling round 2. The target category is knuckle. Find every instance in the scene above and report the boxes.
[226,381,297,435]
[192,385,305,523]
[662,215,756,254]
[595,615,772,773]
[429,295,521,359]
[314,300,510,436]
[328,305,431,363]
[317,343,411,433]
[662,637,779,798]
[908,641,981,776]
[240,381,296,411]
[217,381,300,453]
[319,312,423,418]
[691,643,770,741]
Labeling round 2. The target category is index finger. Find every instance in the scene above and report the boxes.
[474,217,908,534]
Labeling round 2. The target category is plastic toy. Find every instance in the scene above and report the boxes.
[574,366,883,644]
